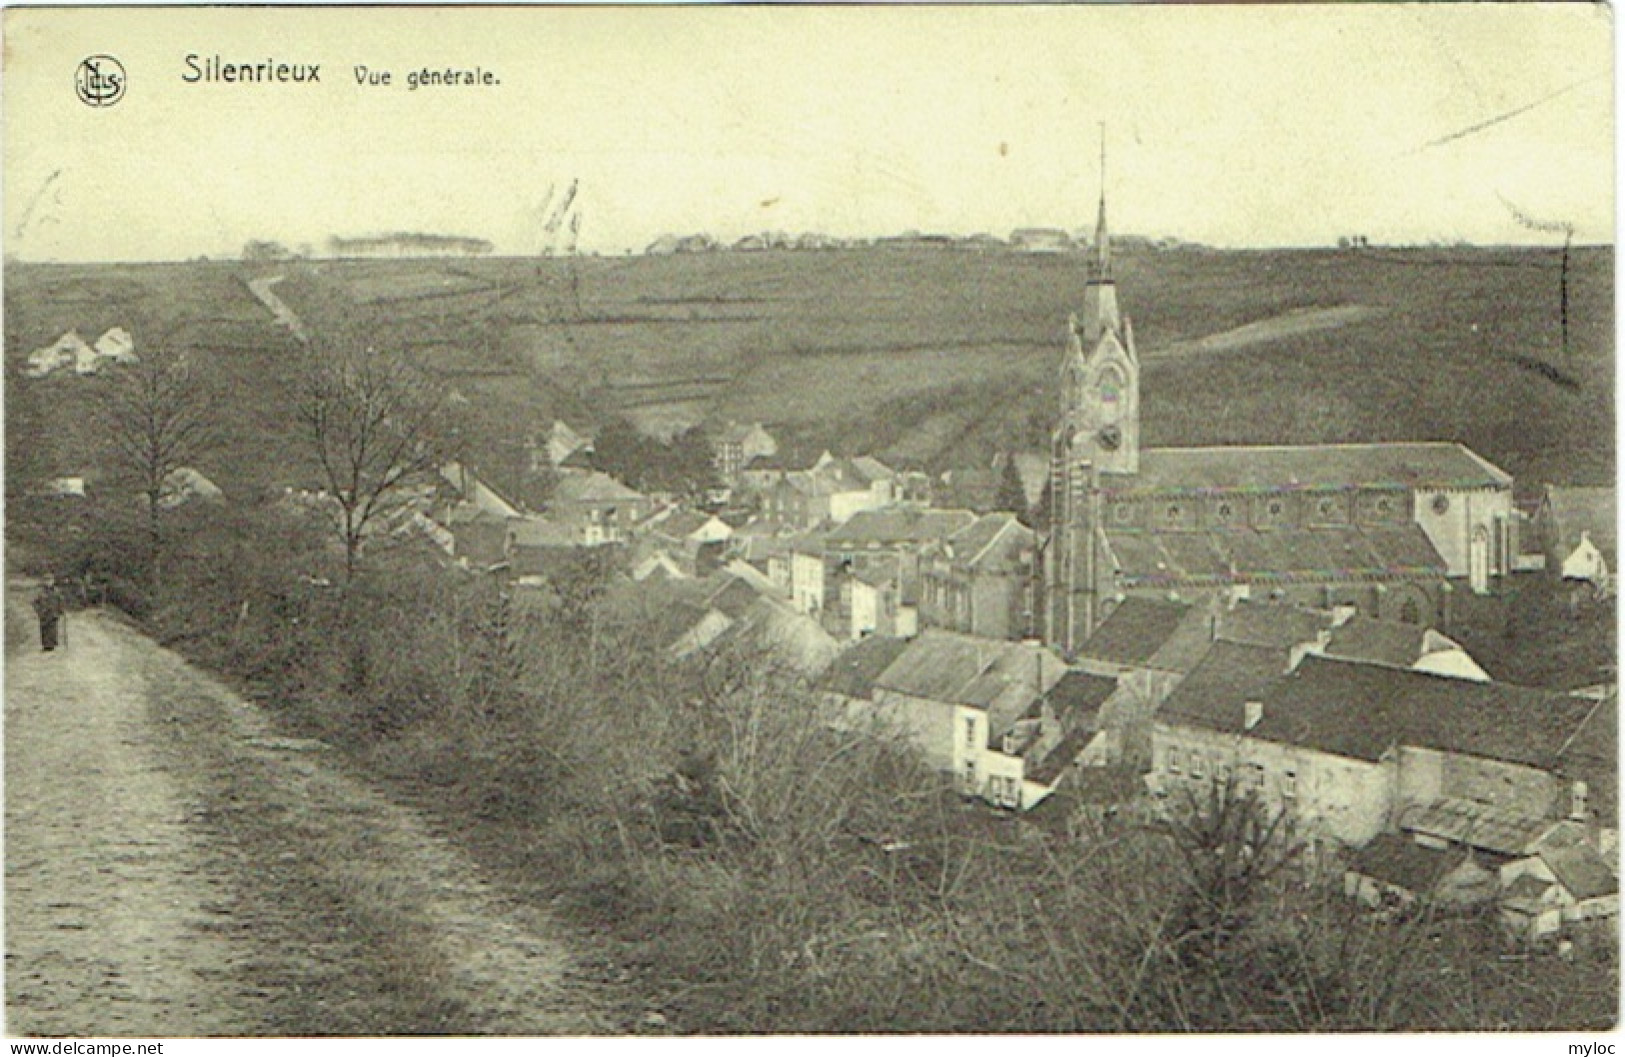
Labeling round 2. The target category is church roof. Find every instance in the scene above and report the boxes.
[1105,443,1511,496]
[1103,523,1446,587]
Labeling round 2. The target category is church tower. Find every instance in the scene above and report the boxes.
[1046,146,1140,654]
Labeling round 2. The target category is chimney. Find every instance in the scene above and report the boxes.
[1570,780,1590,822]
[1244,701,1263,731]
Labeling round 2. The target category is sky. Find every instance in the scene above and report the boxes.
[2,4,1614,261]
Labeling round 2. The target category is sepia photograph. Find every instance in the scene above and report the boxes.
[2,2,1617,1039]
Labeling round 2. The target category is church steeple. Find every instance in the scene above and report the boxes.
[1091,127,1111,280]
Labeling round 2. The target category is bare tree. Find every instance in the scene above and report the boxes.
[98,336,218,582]
[297,335,455,583]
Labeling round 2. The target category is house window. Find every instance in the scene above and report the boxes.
[962,760,977,792]
[1190,753,1206,780]
[1167,748,1182,775]
[1249,763,1267,792]
[1281,770,1298,799]
[964,716,978,750]
[1216,762,1232,787]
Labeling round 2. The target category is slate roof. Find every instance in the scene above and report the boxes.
[1109,443,1513,496]
[552,470,645,505]
[818,636,912,699]
[1349,833,1460,895]
[652,508,724,540]
[1168,653,1597,769]
[874,630,1065,716]
[1026,727,1099,786]
[1397,799,1562,857]
[509,517,578,549]
[1076,597,1192,668]
[1040,670,1118,727]
[1158,641,1290,725]
[1217,603,1334,651]
[1103,525,1447,587]
[948,513,1034,572]
[1541,844,1619,902]
[1322,615,1427,668]
[827,507,978,547]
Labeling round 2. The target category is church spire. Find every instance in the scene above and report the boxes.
[1092,124,1111,280]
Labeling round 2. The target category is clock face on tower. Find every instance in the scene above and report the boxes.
[1098,424,1122,451]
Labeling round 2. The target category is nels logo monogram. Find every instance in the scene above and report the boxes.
[75,55,126,107]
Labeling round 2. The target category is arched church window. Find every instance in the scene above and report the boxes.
[1166,503,1182,523]
[1399,599,1421,625]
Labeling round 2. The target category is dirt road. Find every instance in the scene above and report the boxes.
[5,589,606,1036]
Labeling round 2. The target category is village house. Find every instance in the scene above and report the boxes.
[1498,840,1620,940]
[826,506,978,598]
[1533,485,1616,596]
[440,462,522,520]
[821,629,1068,809]
[530,420,594,471]
[767,453,898,529]
[1045,183,1518,656]
[1002,668,1119,779]
[918,512,1037,641]
[839,556,918,642]
[629,507,733,580]
[1342,832,1499,911]
[25,327,140,378]
[547,468,652,544]
[711,421,778,483]
[1151,648,1615,862]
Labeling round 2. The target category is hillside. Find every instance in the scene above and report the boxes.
[5,244,1612,504]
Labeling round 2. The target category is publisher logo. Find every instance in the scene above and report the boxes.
[75,55,126,107]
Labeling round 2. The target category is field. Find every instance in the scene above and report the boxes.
[4,243,1613,502]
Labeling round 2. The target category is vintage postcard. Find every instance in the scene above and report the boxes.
[2,3,1615,1042]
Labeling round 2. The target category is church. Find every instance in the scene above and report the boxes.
[1044,189,1517,656]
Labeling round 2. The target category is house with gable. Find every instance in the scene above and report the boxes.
[861,630,1068,808]
[919,512,1037,641]
[548,469,652,544]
